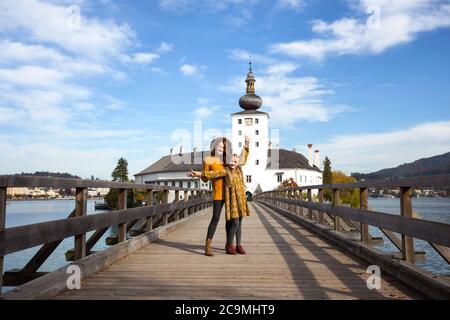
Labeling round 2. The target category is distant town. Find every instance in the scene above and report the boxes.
[6,187,110,200]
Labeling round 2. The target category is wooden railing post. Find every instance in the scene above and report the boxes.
[0,186,6,293]
[307,189,313,220]
[400,186,415,263]
[74,187,87,260]
[318,188,324,224]
[162,189,169,225]
[144,189,153,231]
[184,190,190,217]
[333,189,340,231]
[118,189,127,242]
[174,190,180,220]
[360,188,369,244]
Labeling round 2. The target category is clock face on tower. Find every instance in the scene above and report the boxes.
[244,118,253,126]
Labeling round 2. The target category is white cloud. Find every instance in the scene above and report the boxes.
[156,41,174,54]
[277,0,303,10]
[124,52,160,65]
[270,0,450,60]
[311,121,450,173]
[180,64,197,75]
[180,63,206,77]
[228,48,277,64]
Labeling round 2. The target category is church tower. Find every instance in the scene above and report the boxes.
[231,61,270,194]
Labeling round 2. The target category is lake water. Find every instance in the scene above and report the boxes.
[368,197,450,276]
[2,198,450,293]
[3,199,113,292]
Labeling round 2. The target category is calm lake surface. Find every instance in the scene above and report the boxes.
[2,198,450,292]
[368,197,450,275]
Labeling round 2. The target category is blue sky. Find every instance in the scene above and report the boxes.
[0,0,449,179]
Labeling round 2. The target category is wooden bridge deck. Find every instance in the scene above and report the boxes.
[56,203,422,300]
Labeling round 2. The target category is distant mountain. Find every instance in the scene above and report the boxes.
[351,152,450,181]
[15,171,81,179]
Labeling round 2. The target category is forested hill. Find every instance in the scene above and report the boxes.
[351,152,450,180]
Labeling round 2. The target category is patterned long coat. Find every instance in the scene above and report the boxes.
[202,147,250,221]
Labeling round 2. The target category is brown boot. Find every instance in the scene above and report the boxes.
[205,239,214,256]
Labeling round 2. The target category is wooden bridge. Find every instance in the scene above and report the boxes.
[1,175,450,300]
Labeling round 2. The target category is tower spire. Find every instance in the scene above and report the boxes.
[239,61,262,110]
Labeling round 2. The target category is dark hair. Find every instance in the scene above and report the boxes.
[210,137,232,164]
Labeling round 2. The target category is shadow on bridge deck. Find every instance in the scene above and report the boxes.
[55,203,422,300]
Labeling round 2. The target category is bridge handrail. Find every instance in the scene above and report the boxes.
[0,175,206,191]
[263,174,450,192]
[253,174,450,268]
[0,176,212,291]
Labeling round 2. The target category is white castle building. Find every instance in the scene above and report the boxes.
[135,64,322,197]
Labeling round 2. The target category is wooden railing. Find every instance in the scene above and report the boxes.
[0,175,212,292]
[253,174,450,268]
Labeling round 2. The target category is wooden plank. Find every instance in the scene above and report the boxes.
[0,198,208,256]
[360,188,369,244]
[0,187,6,293]
[74,188,87,260]
[400,187,414,263]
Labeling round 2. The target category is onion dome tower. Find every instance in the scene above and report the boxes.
[238,59,263,111]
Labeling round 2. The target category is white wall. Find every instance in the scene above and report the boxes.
[232,113,269,193]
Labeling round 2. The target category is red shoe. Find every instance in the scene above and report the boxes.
[236,245,246,254]
[226,245,237,255]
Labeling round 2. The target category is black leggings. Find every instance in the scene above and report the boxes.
[226,217,243,246]
[206,200,225,240]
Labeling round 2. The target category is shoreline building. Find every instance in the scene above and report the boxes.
[135,64,322,198]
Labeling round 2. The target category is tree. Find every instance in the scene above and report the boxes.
[332,171,360,208]
[112,158,129,182]
[322,156,333,201]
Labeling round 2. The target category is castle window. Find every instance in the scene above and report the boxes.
[245,118,253,126]
[238,142,242,148]
[255,159,259,165]
[255,118,259,124]
[238,119,242,124]
[171,181,176,187]
[238,130,242,136]
[188,181,191,188]
[277,173,283,182]
[255,141,259,147]
[179,181,183,188]
[195,182,199,188]
[246,175,252,183]
[255,130,259,135]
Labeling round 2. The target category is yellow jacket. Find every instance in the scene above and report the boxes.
[202,146,249,201]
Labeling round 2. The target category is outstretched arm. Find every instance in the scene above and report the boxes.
[202,168,227,180]
[201,161,209,182]
[189,168,227,180]
[240,135,250,165]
